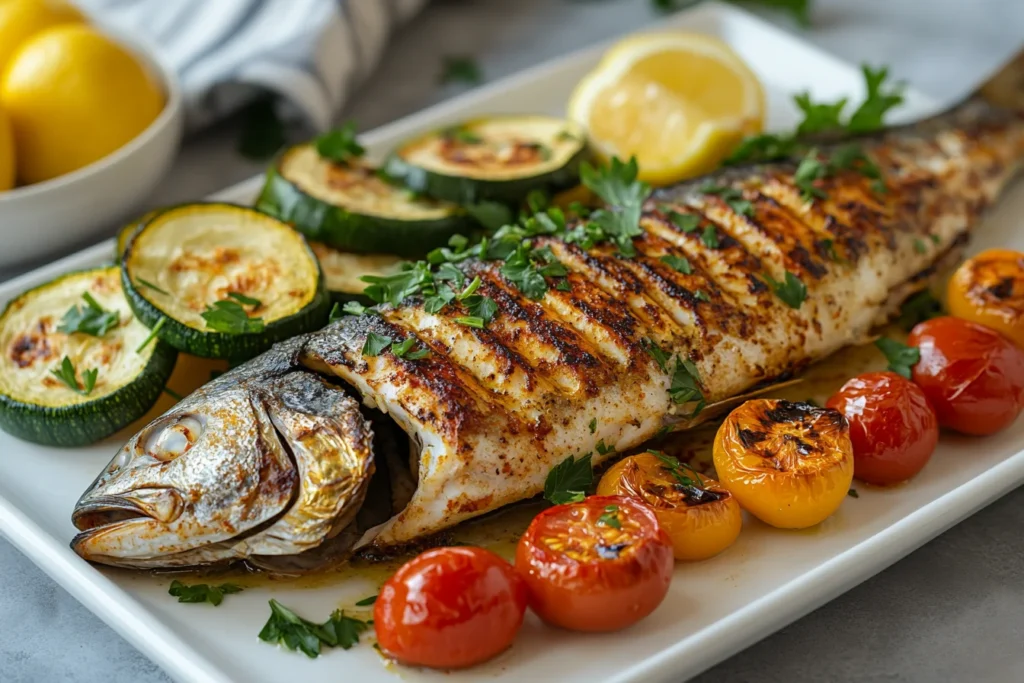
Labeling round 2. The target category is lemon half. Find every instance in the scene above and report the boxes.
[568,32,765,185]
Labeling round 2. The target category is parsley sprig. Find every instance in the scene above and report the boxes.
[58,292,119,337]
[258,600,369,659]
[597,504,622,529]
[168,580,242,607]
[314,121,365,164]
[543,453,593,505]
[201,293,264,334]
[51,356,97,395]
[875,337,920,378]
[670,356,706,415]
[579,157,651,257]
[727,64,905,166]
[763,271,808,309]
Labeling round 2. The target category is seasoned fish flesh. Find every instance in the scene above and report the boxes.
[73,95,1024,569]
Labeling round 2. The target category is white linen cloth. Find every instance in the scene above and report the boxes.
[77,0,428,131]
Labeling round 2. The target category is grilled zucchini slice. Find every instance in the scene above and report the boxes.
[0,267,177,447]
[122,203,330,361]
[310,241,404,306]
[115,209,161,259]
[383,115,588,204]
[256,145,474,257]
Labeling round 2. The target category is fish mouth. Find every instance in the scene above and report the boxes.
[72,495,154,532]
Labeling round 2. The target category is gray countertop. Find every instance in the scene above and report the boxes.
[2,1,1023,681]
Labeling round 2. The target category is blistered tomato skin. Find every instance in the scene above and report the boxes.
[374,546,528,670]
[909,316,1024,436]
[597,453,742,561]
[947,249,1024,349]
[515,495,673,633]
[713,399,854,529]
[826,372,939,485]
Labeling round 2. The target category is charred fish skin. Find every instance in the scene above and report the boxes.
[306,98,1024,549]
[71,338,377,570]
[71,95,1024,569]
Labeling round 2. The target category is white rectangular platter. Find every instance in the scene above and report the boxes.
[2,3,1022,683]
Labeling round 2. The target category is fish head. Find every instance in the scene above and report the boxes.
[70,370,375,569]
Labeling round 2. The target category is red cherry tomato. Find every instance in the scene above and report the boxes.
[374,546,527,669]
[514,495,673,633]
[826,371,939,484]
[908,316,1024,435]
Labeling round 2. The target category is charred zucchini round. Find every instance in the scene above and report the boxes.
[115,209,162,259]
[0,266,177,447]
[256,145,474,257]
[122,203,330,361]
[309,241,405,306]
[382,115,588,205]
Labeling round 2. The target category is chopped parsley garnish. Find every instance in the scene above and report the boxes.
[695,290,711,303]
[355,595,377,607]
[579,156,651,257]
[589,417,597,434]
[135,318,166,353]
[58,292,119,337]
[595,439,615,456]
[543,453,593,505]
[51,356,97,396]
[650,450,704,489]
[135,278,169,296]
[764,271,807,309]
[314,121,365,164]
[700,184,752,217]
[163,386,184,402]
[361,331,393,357]
[875,337,920,378]
[439,55,483,85]
[929,234,941,245]
[664,209,701,233]
[341,301,369,317]
[661,253,692,274]
[726,64,904,165]
[442,125,483,145]
[455,316,486,329]
[848,488,860,498]
[390,337,430,360]
[258,600,369,659]
[597,504,622,529]
[913,238,927,254]
[642,337,671,373]
[168,580,242,606]
[700,225,720,249]
[897,290,943,330]
[201,297,264,334]
[329,302,344,322]
[669,356,705,415]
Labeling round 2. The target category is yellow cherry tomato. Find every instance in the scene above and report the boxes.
[947,248,1024,349]
[713,399,853,529]
[597,451,742,561]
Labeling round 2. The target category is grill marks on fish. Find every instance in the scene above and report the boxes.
[71,97,1024,567]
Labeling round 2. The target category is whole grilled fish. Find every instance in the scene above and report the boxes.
[72,75,1024,570]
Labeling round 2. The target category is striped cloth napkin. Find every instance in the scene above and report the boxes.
[77,0,428,131]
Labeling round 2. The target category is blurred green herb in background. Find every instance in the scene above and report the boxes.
[651,0,812,26]
[440,55,483,85]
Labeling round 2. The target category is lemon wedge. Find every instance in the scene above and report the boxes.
[568,32,765,185]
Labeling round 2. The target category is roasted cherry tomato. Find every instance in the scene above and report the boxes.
[714,399,854,529]
[908,316,1024,435]
[515,495,673,632]
[597,452,741,561]
[374,546,527,669]
[947,249,1024,348]
[826,372,939,485]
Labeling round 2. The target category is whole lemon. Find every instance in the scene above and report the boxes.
[0,105,14,191]
[0,0,85,78]
[2,24,165,184]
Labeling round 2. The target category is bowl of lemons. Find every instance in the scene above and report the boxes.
[0,0,183,269]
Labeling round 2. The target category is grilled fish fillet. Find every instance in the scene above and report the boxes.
[72,95,1024,569]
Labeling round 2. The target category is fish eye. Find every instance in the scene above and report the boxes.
[143,414,206,462]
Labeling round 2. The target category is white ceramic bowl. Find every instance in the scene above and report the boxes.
[0,32,183,270]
